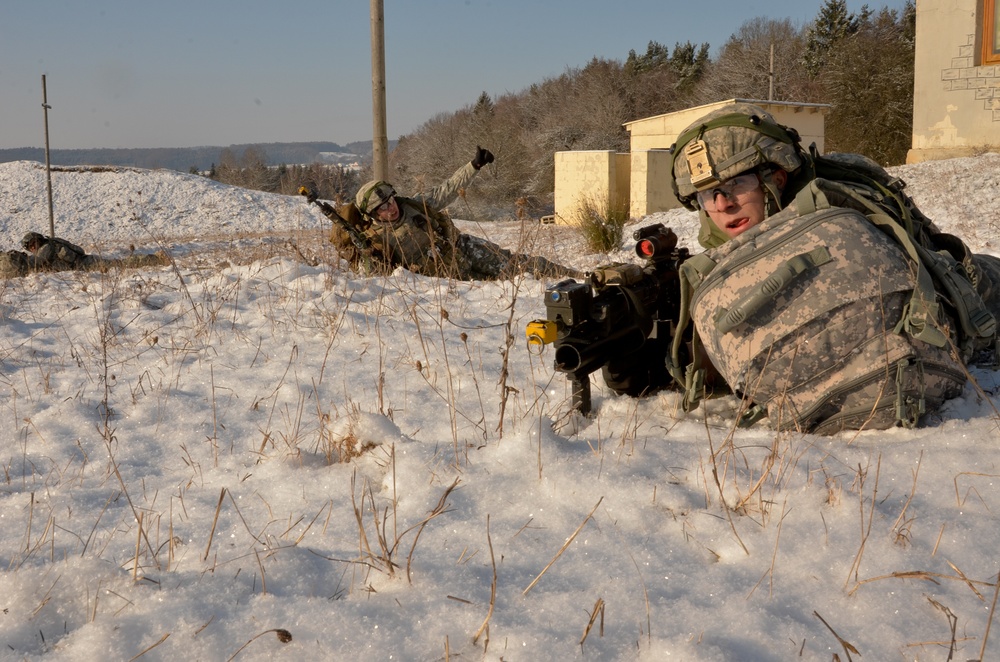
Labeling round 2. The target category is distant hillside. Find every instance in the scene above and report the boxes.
[0,141,392,172]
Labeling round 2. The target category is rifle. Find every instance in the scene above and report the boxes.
[525,223,690,415]
[298,186,379,262]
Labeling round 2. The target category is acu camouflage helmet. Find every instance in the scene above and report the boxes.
[670,102,806,211]
[355,180,397,217]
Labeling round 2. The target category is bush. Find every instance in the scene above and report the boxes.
[575,194,630,253]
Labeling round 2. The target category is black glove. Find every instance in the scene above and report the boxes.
[471,146,494,170]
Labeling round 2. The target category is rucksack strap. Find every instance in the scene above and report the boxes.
[796,181,950,348]
[671,253,716,411]
[807,175,996,353]
[913,244,997,349]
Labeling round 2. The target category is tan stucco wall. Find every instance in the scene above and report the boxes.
[553,151,630,225]
[629,150,675,217]
[908,0,1000,162]
[624,99,829,212]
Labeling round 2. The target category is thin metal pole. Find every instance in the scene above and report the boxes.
[41,74,55,239]
[370,0,389,181]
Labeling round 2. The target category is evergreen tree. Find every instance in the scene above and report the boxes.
[669,41,710,92]
[822,5,914,163]
[803,0,857,76]
[625,41,669,74]
[474,91,494,116]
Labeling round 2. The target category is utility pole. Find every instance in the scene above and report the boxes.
[768,43,775,101]
[370,0,389,181]
[41,74,55,238]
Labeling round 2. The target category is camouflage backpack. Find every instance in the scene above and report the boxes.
[673,189,971,434]
[667,106,996,434]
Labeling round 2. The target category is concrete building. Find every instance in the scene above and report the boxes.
[552,99,829,224]
[908,0,1000,162]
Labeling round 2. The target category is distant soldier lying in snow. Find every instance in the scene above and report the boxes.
[0,232,169,278]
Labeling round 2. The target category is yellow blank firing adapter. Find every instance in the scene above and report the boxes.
[525,320,557,352]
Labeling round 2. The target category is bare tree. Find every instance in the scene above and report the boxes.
[694,18,818,105]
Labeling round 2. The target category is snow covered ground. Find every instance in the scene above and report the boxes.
[2,154,1000,661]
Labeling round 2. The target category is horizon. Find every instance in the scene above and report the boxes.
[0,0,908,151]
[0,139,370,153]
[0,139,393,172]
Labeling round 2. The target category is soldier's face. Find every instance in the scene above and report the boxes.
[374,196,400,223]
[703,169,787,240]
[704,181,767,239]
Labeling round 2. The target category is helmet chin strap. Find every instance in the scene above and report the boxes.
[758,169,785,219]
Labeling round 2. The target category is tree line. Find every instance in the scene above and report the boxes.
[214,0,914,220]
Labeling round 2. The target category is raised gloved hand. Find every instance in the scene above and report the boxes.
[471,146,494,170]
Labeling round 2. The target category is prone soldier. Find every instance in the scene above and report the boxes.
[317,146,581,281]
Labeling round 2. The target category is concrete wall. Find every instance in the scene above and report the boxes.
[908,0,1000,162]
[629,150,675,217]
[624,99,829,212]
[553,151,630,225]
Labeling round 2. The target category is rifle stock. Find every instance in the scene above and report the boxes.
[526,223,689,415]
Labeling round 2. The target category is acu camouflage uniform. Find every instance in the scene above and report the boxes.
[335,163,579,280]
[27,234,101,270]
[4,232,169,277]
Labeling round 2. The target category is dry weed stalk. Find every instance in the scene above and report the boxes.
[814,611,860,661]
[845,454,880,588]
[845,565,996,598]
[953,470,1000,508]
[979,571,1000,661]
[916,597,961,660]
[747,497,789,600]
[203,487,227,561]
[496,273,528,440]
[612,520,653,643]
[579,597,605,647]
[405,478,460,583]
[434,305,463,464]
[700,419,749,556]
[350,471,460,586]
[523,497,603,596]
[459,331,489,442]
[225,628,293,661]
[890,450,922,546]
[127,632,171,661]
[472,515,497,647]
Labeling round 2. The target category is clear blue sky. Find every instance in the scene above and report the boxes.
[0,0,907,150]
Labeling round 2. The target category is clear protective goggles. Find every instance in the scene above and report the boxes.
[373,195,396,216]
[695,172,761,212]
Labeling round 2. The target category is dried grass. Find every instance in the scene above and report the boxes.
[573,193,630,253]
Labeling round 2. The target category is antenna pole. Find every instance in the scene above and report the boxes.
[42,74,55,238]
